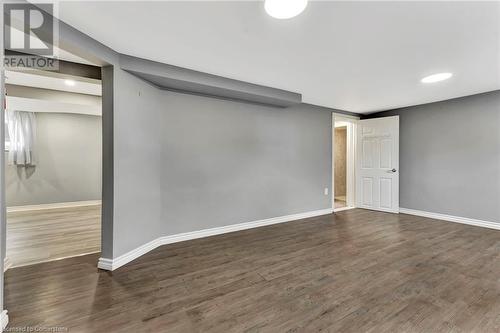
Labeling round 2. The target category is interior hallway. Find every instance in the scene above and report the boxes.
[334,125,347,209]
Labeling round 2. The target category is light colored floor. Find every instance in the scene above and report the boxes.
[334,196,346,209]
[6,204,101,268]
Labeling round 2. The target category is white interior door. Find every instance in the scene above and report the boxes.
[356,116,399,213]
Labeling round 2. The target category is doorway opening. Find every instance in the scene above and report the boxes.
[334,123,347,209]
[4,55,103,269]
[332,114,356,212]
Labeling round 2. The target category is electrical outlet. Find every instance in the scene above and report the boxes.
[324,188,329,196]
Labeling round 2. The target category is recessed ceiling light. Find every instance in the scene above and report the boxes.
[265,0,308,19]
[421,72,453,84]
[64,80,76,86]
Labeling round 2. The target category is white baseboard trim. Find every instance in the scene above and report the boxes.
[3,258,12,273]
[7,251,100,270]
[400,208,500,231]
[7,200,101,213]
[98,208,333,271]
[1,310,8,331]
[333,206,356,213]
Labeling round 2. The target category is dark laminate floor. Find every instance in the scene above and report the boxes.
[5,209,500,332]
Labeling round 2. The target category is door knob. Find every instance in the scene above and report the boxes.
[390,168,397,172]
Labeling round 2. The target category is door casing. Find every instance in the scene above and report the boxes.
[355,116,400,213]
[332,113,358,212]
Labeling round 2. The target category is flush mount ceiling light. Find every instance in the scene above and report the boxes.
[64,79,76,86]
[265,0,308,19]
[421,72,453,84]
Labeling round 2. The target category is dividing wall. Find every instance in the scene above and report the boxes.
[112,69,335,257]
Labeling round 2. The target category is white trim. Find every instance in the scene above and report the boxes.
[7,200,101,213]
[1,310,8,331]
[332,114,335,210]
[3,258,12,273]
[355,116,399,212]
[98,208,333,271]
[7,251,100,270]
[400,208,500,230]
[6,96,101,116]
[332,112,360,120]
[346,119,356,207]
[332,113,357,211]
[333,206,356,213]
[359,206,399,214]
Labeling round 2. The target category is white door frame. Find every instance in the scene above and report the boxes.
[332,113,359,212]
[355,116,400,213]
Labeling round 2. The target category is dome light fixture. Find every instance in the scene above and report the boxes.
[421,72,453,84]
[265,0,308,19]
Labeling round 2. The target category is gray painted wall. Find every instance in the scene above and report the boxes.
[368,90,500,223]
[0,9,355,279]
[0,8,354,265]
[1,4,5,313]
[113,69,163,257]
[112,69,333,257]
[160,88,332,234]
[1,7,116,313]
[5,112,102,206]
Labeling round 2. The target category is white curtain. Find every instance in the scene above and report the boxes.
[6,110,37,166]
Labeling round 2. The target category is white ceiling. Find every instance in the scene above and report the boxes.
[57,1,500,114]
[6,95,101,116]
[6,70,102,96]
[6,71,102,116]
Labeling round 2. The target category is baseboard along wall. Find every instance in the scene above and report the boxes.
[100,206,500,271]
[7,200,101,213]
[98,208,333,271]
[399,208,500,230]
